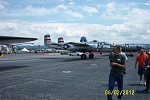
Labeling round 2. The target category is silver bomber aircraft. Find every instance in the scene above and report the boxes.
[44,34,146,60]
[118,44,145,52]
[44,34,113,60]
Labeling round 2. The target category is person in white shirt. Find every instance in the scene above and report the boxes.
[120,48,128,74]
[120,51,128,61]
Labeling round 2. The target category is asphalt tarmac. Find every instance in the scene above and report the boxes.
[0,53,150,100]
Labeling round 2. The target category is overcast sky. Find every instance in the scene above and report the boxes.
[0,0,150,45]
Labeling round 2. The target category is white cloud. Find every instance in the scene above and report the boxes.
[56,4,83,19]
[57,0,65,2]
[127,8,150,22]
[25,5,57,16]
[5,4,83,19]
[82,6,98,15]
[101,2,134,20]
[0,1,150,45]
[143,1,150,6]
[6,5,57,16]
[100,1,150,36]
[0,18,150,45]
[0,0,8,11]
[0,3,4,10]
[68,1,75,6]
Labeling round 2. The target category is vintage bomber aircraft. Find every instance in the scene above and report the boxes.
[44,34,146,59]
[118,44,145,52]
[44,34,113,60]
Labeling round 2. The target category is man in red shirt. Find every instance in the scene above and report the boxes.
[135,49,148,85]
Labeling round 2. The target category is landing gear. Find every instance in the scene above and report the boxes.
[81,54,86,60]
[81,53,94,60]
[89,53,94,59]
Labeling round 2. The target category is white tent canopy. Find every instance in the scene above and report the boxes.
[21,48,29,52]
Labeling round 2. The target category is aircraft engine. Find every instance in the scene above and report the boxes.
[44,34,51,46]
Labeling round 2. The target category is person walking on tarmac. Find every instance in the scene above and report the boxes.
[135,49,148,85]
[107,45,126,100]
[144,52,150,92]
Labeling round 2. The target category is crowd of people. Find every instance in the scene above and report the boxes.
[107,45,150,100]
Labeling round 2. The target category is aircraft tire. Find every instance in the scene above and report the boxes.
[81,54,86,60]
[89,53,94,59]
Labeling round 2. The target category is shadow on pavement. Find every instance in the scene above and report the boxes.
[0,66,29,71]
[135,90,150,94]
[129,83,140,86]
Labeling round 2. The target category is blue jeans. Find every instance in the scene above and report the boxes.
[107,73,123,100]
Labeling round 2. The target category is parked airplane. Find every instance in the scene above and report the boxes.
[44,34,113,60]
[0,36,37,45]
[118,44,145,52]
[44,34,146,59]
[0,36,37,53]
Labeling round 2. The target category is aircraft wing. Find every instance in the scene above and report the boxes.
[0,36,37,45]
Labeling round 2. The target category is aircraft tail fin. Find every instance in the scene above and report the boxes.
[44,34,51,46]
[58,37,64,43]
[80,36,87,42]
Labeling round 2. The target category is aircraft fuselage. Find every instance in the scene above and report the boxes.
[66,42,99,52]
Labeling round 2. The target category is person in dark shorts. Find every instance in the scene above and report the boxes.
[135,49,148,85]
[144,52,150,92]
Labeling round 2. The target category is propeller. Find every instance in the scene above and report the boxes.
[97,41,101,52]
